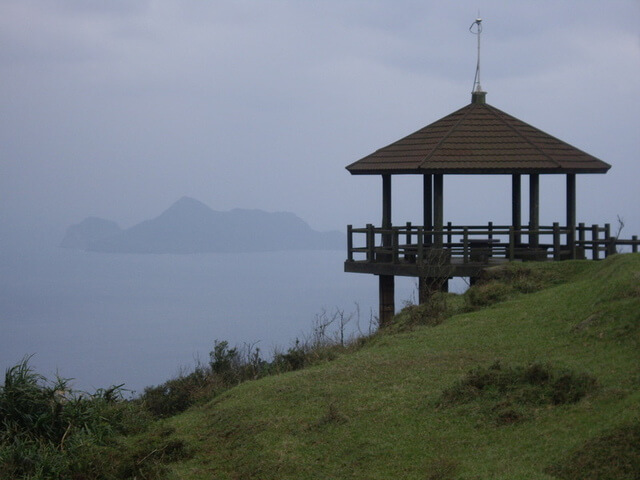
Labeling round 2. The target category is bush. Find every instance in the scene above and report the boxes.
[438,361,598,425]
[140,367,213,419]
[464,282,512,309]
[273,340,309,372]
[399,296,448,328]
[464,263,562,310]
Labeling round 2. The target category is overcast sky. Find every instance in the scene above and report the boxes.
[2,1,639,240]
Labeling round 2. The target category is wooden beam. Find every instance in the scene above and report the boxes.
[529,174,539,248]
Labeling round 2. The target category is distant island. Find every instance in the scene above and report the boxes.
[60,196,344,253]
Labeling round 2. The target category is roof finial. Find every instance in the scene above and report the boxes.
[469,15,486,103]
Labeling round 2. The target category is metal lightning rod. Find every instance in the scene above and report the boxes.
[470,16,483,93]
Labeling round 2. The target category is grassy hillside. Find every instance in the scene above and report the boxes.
[3,254,638,479]
[146,254,639,479]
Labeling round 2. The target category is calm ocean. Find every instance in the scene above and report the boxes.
[0,244,417,394]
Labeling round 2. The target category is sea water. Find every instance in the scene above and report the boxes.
[0,244,419,394]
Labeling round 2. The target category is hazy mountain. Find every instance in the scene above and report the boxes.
[59,217,123,250]
[61,197,344,253]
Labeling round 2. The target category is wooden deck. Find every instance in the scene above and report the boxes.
[345,222,639,279]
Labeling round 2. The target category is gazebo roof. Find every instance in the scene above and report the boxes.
[346,93,611,175]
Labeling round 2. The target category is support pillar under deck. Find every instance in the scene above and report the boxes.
[379,275,395,326]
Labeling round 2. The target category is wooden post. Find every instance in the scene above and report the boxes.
[529,174,540,248]
[463,227,469,263]
[604,223,615,257]
[366,224,374,262]
[392,229,399,264]
[632,236,638,253]
[379,275,395,327]
[508,226,515,260]
[347,225,353,261]
[566,174,576,252]
[382,174,392,246]
[417,228,424,267]
[379,174,394,325]
[419,278,428,304]
[592,224,599,260]
[512,174,522,245]
[434,174,444,248]
[553,222,561,261]
[423,174,433,246]
[578,222,585,255]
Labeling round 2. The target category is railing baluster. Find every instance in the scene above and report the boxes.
[592,224,599,260]
[347,225,353,261]
[508,226,515,261]
[463,227,469,263]
[393,229,400,264]
[417,228,424,267]
[366,224,374,262]
[604,223,617,257]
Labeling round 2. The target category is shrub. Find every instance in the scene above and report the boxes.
[140,367,213,419]
[464,282,512,309]
[210,340,242,384]
[438,361,598,425]
[273,340,309,372]
[464,263,564,310]
[399,294,448,328]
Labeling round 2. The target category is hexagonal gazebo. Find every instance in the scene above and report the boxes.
[344,89,623,325]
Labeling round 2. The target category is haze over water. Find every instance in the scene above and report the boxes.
[0,240,418,394]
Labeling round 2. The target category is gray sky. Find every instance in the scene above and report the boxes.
[2,0,639,239]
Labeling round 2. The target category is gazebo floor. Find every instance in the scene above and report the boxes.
[344,257,514,278]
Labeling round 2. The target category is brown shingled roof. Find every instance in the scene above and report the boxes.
[346,98,611,175]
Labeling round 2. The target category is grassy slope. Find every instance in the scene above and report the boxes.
[159,254,640,479]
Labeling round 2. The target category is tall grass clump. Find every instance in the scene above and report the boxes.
[0,356,155,479]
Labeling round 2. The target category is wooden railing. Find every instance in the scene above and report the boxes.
[346,222,639,265]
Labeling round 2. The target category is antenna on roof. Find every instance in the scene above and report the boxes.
[469,15,486,103]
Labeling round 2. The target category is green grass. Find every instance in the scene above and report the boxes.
[142,253,639,480]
